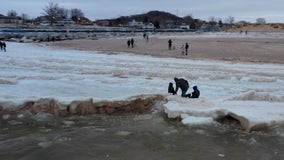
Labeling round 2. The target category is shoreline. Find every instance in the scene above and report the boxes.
[48,32,284,64]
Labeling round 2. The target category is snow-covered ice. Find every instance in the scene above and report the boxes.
[1,42,284,131]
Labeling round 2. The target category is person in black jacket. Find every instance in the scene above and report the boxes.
[168,82,175,95]
[2,42,6,52]
[185,42,189,55]
[186,86,200,98]
[0,41,3,51]
[174,77,189,97]
[130,38,134,48]
[168,39,172,50]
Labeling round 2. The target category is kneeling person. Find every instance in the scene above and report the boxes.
[186,86,200,98]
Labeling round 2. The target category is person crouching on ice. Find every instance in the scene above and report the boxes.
[186,86,200,98]
[174,77,189,97]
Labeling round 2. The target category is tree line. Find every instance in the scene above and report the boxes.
[4,2,86,26]
[42,2,85,25]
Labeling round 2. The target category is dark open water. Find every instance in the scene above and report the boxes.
[0,113,284,160]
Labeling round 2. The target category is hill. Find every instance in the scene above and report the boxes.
[98,10,190,28]
[130,10,183,25]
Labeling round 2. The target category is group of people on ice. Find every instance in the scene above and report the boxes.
[127,38,135,48]
[127,34,190,56]
[168,39,190,55]
[168,77,200,98]
[0,41,7,52]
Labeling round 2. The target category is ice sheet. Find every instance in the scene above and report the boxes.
[1,42,284,131]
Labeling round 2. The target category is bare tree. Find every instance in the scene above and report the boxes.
[183,14,195,29]
[21,13,29,24]
[218,19,223,28]
[70,8,84,22]
[58,8,69,19]
[256,18,266,24]
[143,16,149,24]
[154,20,160,29]
[43,2,61,26]
[6,10,19,24]
[208,16,217,25]
[225,16,235,25]
[183,15,194,24]
[7,10,18,17]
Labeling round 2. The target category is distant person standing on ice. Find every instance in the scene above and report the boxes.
[185,42,189,55]
[1,42,6,52]
[174,77,189,97]
[146,35,149,43]
[143,33,146,39]
[0,41,3,51]
[168,39,172,50]
[3,42,6,52]
[127,39,131,48]
[130,38,134,48]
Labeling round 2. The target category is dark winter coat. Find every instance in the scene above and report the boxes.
[168,82,175,95]
[190,86,200,98]
[185,43,189,49]
[174,78,189,94]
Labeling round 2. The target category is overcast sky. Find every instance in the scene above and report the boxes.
[1,0,283,23]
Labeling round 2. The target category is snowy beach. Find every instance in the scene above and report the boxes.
[1,33,284,159]
[52,32,284,64]
[1,37,284,131]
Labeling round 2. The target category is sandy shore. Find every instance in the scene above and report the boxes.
[50,32,284,64]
